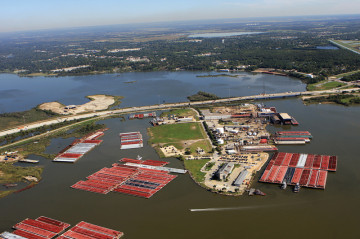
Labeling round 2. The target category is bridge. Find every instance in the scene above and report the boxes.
[0,88,358,138]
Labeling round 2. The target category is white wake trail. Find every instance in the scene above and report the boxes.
[190,205,268,212]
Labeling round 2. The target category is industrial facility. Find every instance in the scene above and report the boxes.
[215,163,234,181]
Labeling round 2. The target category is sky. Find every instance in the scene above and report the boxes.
[1,0,360,32]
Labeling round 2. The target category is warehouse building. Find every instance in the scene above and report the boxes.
[233,170,249,186]
[215,162,234,181]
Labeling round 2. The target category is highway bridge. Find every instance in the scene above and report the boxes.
[0,88,358,138]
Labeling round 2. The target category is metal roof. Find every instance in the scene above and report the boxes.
[233,170,249,186]
[279,113,292,120]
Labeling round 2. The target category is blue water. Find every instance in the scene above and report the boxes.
[0,72,305,113]
[316,46,339,50]
[188,32,263,38]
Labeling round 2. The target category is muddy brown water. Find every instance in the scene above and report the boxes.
[0,73,359,238]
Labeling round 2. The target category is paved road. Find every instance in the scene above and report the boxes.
[329,40,360,55]
[1,88,358,138]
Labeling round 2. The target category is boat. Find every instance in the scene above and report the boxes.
[3,183,17,188]
[248,188,266,196]
[136,155,143,161]
[291,117,299,125]
[281,181,287,190]
[254,189,266,196]
[19,159,39,163]
[293,183,300,193]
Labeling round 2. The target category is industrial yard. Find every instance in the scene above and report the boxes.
[145,104,295,195]
[202,152,269,194]
[145,102,339,195]
[197,104,277,194]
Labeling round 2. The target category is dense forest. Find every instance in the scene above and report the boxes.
[341,72,360,81]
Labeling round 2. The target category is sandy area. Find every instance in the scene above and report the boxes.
[0,154,22,163]
[160,145,182,157]
[38,95,115,115]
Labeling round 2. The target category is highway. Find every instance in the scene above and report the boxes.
[329,40,360,55]
[0,88,358,138]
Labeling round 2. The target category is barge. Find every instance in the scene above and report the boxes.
[129,112,156,119]
[240,145,278,152]
[259,152,337,190]
[119,132,143,149]
[71,158,179,199]
[1,216,124,239]
[53,129,108,163]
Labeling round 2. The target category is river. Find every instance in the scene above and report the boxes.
[0,72,304,113]
[0,72,359,239]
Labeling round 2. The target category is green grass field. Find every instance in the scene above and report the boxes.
[188,140,212,155]
[160,108,197,118]
[184,159,210,183]
[307,81,346,91]
[148,122,205,144]
[0,108,58,130]
[0,163,43,183]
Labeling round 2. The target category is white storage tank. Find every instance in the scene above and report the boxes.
[217,127,225,134]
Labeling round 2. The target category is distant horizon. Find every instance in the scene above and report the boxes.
[1,0,360,33]
[1,13,360,35]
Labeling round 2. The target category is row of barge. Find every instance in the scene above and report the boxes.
[0,216,123,239]
[53,129,108,163]
[71,158,178,199]
[119,132,143,149]
[128,112,156,119]
[273,131,312,145]
[259,152,337,189]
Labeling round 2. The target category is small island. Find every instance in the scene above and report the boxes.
[38,94,123,115]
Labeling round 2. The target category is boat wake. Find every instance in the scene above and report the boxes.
[190,205,270,212]
[190,199,317,212]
